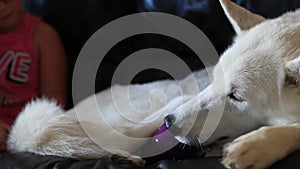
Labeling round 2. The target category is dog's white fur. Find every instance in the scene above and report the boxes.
[7,0,300,168]
[7,69,211,164]
[168,0,300,169]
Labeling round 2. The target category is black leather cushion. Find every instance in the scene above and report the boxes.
[2,151,300,169]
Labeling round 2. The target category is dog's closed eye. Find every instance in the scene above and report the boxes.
[227,92,246,102]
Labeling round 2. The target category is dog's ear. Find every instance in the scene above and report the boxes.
[285,56,300,87]
[219,0,266,35]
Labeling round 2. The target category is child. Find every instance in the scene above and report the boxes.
[0,0,67,150]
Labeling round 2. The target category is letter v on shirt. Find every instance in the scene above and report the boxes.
[0,50,31,83]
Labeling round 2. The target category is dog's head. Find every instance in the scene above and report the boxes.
[166,0,300,145]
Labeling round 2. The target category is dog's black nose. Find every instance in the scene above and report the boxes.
[164,115,176,129]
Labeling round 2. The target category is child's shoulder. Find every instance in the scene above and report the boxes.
[35,21,59,40]
[33,19,64,61]
[34,21,62,49]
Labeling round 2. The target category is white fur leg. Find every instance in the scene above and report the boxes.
[222,125,300,169]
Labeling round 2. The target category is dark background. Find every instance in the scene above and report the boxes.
[23,0,300,109]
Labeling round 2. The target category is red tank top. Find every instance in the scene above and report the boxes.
[0,13,41,126]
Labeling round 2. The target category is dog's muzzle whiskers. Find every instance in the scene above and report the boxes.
[196,135,208,153]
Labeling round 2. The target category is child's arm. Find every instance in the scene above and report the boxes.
[0,121,10,151]
[34,22,67,107]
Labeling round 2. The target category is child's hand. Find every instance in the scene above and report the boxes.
[0,122,11,151]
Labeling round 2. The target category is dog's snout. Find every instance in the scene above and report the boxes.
[164,115,176,129]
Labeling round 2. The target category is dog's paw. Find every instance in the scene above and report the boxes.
[111,154,146,167]
[222,126,291,169]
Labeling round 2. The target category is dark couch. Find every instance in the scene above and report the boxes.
[0,0,300,168]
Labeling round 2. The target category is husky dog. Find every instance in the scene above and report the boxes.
[166,0,300,169]
[7,0,300,169]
